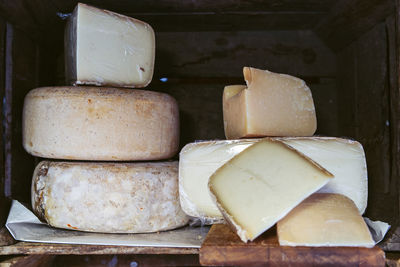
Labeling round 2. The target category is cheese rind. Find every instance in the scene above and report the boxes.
[277,193,374,247]
[208,139,333,242]
[223,67,317,139]
[32,161,189,233]
[65,3,155,88]
[179,137,367,222]
[22,86,179,161]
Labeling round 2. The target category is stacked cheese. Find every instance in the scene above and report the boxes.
[23,3,188,233]
[179,67,373,246]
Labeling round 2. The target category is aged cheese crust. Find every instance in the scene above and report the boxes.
[22,86,179,161]
[31,161,189,233]
[179,137,367,224]
[223,67,317,139]
[277,193,374,247]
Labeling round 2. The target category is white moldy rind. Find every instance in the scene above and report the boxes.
[65,3,155,88]
[32,161,189,233]
[179,137,367,223]
[223,67,317,139]
[22,86,179,161]
[277,193,374,247]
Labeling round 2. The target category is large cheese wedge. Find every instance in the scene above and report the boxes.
[208,139,333,242]
[223,67,316,139]
[32,161,189,233]
[22,87,179,161]
[179,137,367,222]
[277,193,374,247]
[65,3,155,88]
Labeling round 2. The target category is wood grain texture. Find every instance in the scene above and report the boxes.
[336,22,398,241]
[200,224,385,267]
[52,255,200,267]
[0,255,54,267]
[315,0,394,51]
[0,242,198,255]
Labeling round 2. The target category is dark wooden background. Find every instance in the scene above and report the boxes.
[0,0,398,265]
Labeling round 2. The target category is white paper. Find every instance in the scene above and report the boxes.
[6,200,209,248]
[364,217,390,244]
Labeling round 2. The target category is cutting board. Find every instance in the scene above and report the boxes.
[199,224,385,266]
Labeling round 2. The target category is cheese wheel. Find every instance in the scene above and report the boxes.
[22,87,179,161]
[31,161,189,233]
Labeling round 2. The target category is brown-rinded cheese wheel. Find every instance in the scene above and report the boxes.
[23,86,179,161]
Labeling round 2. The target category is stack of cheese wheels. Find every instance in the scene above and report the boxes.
[179,67,374,247]
[23,3,188,233]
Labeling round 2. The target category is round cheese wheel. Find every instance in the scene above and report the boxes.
[32,161,189,233]
[22,87,179,160]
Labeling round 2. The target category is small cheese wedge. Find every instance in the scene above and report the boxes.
[32,161,189,233]
[179,137,367,222]
[22,86,179,161]
[65,3,155,88]
[223,67,317,139]
[277,193,374,247]
[208,139,333,242]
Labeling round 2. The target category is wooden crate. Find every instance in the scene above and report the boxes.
[0,0,398,265]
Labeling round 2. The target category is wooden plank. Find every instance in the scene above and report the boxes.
[315,0,394,51]
[0,255,54,267]
[52,255,200,267]
[5,27,39,204]
[50,0,336,13]
[0,242,198,255]
[199,224,385,267]
[153,30,336,78]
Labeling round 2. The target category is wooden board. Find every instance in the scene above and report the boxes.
[199,224,385,267]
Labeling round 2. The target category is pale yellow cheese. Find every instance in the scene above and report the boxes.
[65,3,155,88]
[223,67,317,139]
[32,161,189,233]
[277,193,374,247]
[22,87,179,161]
[208,139,333,242]
[179,137,367,223]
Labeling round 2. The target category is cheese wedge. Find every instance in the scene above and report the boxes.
[179,137,367,222]
[223,67,316,139]
[32,161,188,233]
[277,193,374,247]
[208,139,333,242]
[65,3,155,88]
[22,86,179,161]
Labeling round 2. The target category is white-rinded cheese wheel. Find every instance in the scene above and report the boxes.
[22,87,179,161]
[32,161,189,233]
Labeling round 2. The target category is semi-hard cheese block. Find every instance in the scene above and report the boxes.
[32,161,189,233]
[179,137,367,222]
[22,87,179,161]
[65,3,155,88]
[223,67,316,139]
[208,139,333,242]
[277,193,374,247]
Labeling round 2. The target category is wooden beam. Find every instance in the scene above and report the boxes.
[315,0,394,51]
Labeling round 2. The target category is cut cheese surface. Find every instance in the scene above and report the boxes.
[65,3,155,88]
[179,137,367,222]
[223,67,316,139]
[32,161,188,233]
[22,86,179,161]
[277,193,374,247]
[208,139,333,242]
